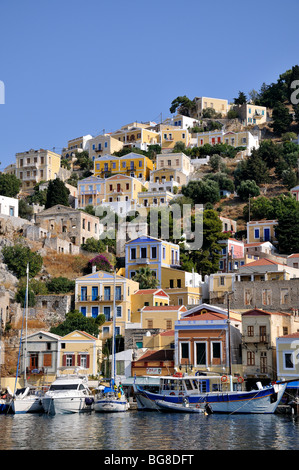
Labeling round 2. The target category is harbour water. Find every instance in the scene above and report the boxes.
[0,410,299,451]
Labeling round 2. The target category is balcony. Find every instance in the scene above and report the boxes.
[77,295,124,302]
[242,334,270,344]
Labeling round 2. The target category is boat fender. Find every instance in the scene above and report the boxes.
[196,404,201,409]
[85,397,94,406]
[179,392,184,396]
[221,375,228,383]
[237,376,244,383]
[169,392,175,396]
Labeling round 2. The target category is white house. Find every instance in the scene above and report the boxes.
[0,195,19,217]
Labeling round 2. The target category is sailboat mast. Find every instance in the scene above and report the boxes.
[24,263,29,385]
[111,270,116,381]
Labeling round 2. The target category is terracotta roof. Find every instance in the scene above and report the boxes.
[136,349,174,362]
[278,332,299,339]
[142,305,187,311]
[288,254,299,258]
[134,289,169,297]
[181,312,240,322]
[242,258,283,267]
[242,308,290,317]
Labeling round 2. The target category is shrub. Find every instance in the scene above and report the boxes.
[2,244,43,279]
[46,277,75,294]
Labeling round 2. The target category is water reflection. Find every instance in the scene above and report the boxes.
[0,412,298,451]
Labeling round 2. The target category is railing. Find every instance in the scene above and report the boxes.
[242,334,270,343]
[77,295,124,302]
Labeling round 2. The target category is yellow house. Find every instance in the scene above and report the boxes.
[197,130,259,154]
[131,288,170,322]
[75,270,139,340]
[15,149,61,191]
[89,134,124,160]
[160,126,191,151]
[62,134,92,158]
[111,124,160,152]
[142,329,175,351]
[99,174,147,216]
[140,305,187,330]
[149,168,188,188]
[161,267,202,305]
[233,103,267,125]
[194,96,229,117]
[58,330,101,376]
[125,235,180,285]
[246,220,277,244]
[94,152,154,181]
[208,273,235,304]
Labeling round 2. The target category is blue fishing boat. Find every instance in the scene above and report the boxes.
[133,374,287,414]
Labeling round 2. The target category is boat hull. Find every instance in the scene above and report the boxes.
[94,399,129,412]
[42,396,93,415]
[134,383,287,414]
[13,397,44,414]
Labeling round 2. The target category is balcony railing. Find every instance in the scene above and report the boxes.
[77,295,124,302]
[242,334,270,344]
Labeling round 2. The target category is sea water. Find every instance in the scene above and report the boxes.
[0,410,298,451]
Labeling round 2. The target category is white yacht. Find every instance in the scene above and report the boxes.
[12,386,44,414]
[42,369,94,415]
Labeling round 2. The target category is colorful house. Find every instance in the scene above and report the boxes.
[111,123,160,152]
[130,288,170,323]
[77,175,105,209]
[75,270,139,339]
[131,348,175,377]
[194,96,229,117]
[100,174,147,216]
[94,152,154,181]
[125,235,180,285]
[140,305,187,330]
[174,303,242,375]
[15,148,61,191]
[160,126,191,151]
[88,134,124,160]
[58,330,101,376]
[246,220,278,244]
[276,332,299,399]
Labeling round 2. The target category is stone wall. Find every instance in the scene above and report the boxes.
[31,294,74,328]
[125,328,164,350]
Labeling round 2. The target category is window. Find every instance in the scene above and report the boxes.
[81,287,87,301]
[247,325,254,337]
[104,307,111,321]
[283,352,294,369]
[254,228,260,239]
[116,306,122,317]
[131,248,136,260]
[212,342,221,360]
[104,286,111,301]
[151,246,157,259]
[247,351,255,366]
[180,342,189,360]
[141,247,147,259]
[92,306,98,318]
[115,286,122,300]
[166,320,172,329]
[147,319,153,328]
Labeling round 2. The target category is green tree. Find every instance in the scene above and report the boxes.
[2,244,43,279]
[169,95,196,117]
[46,277,75,294]
[45,178,70,209]
[234,91,247,105]
[0,173,21,197]
[50,310,105,337]
[271,102,293,136]
[133,267,159,289]
[18,199,34,221]
[237,180,260,201]
[276,207,299,254]
[181,180,220,205]
[281,168,298,189]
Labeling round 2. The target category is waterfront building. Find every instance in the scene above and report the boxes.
[94,152,154,181]
[130,288,170,323]
[174,303,242,376]
[140,305,187,330]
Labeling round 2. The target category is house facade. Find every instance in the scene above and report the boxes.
[75,270,139,339]
[15,149,61,191]
[174,303,242,375]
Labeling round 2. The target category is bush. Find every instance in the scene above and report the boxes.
[2,244,43,279]
[237,180,260,201]
[46,277,75,294]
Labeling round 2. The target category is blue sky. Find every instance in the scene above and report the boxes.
[0,0,299,170]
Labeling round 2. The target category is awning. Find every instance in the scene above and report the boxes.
[286,381,299,389]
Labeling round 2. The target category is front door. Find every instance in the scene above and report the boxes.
[196,343,206,366]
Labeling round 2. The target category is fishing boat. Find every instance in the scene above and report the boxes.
[133,373,287,414]
[94,271,129,413]
[42,368,94,414]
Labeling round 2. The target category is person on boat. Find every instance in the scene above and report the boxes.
[204,402,213,415]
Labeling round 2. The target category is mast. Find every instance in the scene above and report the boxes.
[111,270,116,382]
[24,263,29,386]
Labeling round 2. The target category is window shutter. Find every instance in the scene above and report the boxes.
[77,355,81,366]
[86,355,90,368]
[72,354,75,366]
[62,354,66,366]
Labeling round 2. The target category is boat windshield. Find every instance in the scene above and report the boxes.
[49,384,78,391]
